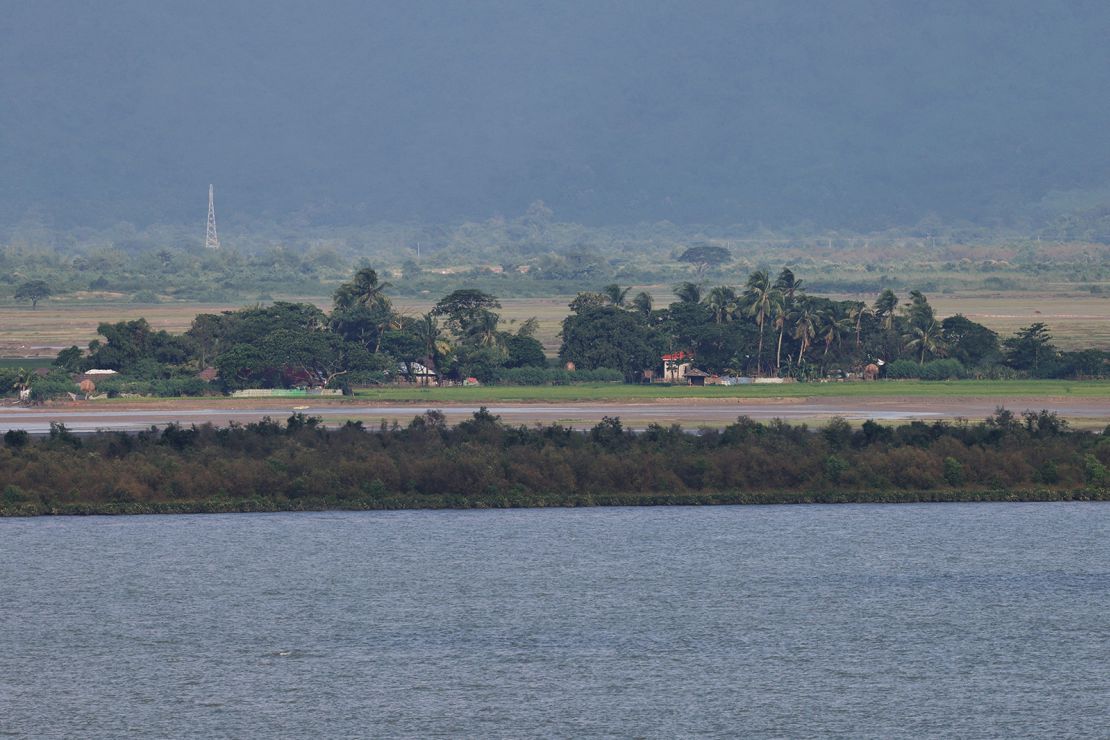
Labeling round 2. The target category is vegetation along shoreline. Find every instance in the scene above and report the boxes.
[3,409,1107,517]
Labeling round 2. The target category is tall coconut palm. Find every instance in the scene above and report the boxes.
[791,303,818,365]
[744,271,779,374]
[704,286,739,324]
[772,300,789,374]
[674,282,702,304]
[847,301,873,348]
[631,291,654,318]
[772,268,803,371]
[873,289,898,331]
[334,267,393,311]
[905,320,946,364]
[467,310,503,349]
[413,313,450,374]
[774,267,804,303]
[601,284,631,307]
[819,308,851,358]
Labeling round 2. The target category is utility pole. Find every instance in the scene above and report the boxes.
[205,184,220,249]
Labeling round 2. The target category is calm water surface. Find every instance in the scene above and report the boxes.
[2,504,1109,738]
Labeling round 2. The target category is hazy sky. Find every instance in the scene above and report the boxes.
[2,1,1108,228]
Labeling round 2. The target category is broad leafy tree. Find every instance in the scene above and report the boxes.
[560,304,662,380]
[15,280,52,309]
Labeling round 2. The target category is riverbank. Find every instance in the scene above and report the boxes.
[3,487,1107,517]
[3,410,1108,516]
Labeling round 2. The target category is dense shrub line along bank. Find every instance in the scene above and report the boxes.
[2,409,1108,516]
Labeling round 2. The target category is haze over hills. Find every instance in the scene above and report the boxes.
[2,1,1109,231]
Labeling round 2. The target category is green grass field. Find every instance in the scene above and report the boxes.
[0,357,53,369]
[352,379,1110,403]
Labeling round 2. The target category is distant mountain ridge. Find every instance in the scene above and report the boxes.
[1,1,1108,229]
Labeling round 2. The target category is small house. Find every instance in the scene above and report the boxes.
[684,368,711,386]
[661,351,692,382]
[398,361,438,386]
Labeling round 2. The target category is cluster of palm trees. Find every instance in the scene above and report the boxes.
[670,268,851,374]
[330,269,544,380]
[660,270,948,376]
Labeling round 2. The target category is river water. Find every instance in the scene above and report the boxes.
[2,504,1108,738]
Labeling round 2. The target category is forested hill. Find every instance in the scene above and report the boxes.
[2,2,1109,230]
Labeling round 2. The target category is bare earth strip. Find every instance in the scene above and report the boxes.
[3,394,1108,434]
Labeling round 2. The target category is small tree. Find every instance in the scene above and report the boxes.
[15,280,52,309]
[1003,323,1057,374]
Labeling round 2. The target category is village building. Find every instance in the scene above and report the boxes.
[661,351,693,383]
[397,361,438,386]
[683,368,711,386]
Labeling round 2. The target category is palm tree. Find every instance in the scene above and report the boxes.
[904,320,946,364]
[466,310,503,348]
[903,289,935,330]
[873,289,898,331]
[413,313,450,374]
[772,300,789,374]
[819,308,851,358]
[601,284,631,307]
[774,268,804,304]
[847,301,873,348]
[744,271,779,374]
[631,291,654,317]
[334,267,393,311]
[791,303,818,365]
[674,282,702,304]
[772,268,802,372]
[704,286,738,324]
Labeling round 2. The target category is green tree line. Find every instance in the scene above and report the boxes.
[2,266,1106,402]
[560,271,1109,380]
[2,409,1107,515]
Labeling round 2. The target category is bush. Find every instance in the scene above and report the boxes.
[29,372,76,402]
[4,429,30,448]
[95,376,214,398]
[919,359,967,380]
[943,457,965,486]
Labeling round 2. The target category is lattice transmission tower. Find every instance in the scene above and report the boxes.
[205,184,220,249]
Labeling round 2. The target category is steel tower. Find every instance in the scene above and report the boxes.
[205,184,220,249]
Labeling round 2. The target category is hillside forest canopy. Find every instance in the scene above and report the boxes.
[3,266,1107,402]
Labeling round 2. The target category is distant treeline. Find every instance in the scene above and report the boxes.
[4,265,1107,404]
[3,210,1109,306]
[2,410,1107,516]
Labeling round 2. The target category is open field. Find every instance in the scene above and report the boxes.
[1,288,1107,360]
[0,296,571,357]
[0,302,246,358]
[830,289,1110,350]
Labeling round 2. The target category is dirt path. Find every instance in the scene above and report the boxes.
[3,395,1107,434]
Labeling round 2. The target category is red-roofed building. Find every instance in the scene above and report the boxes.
[662,351,693,382]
